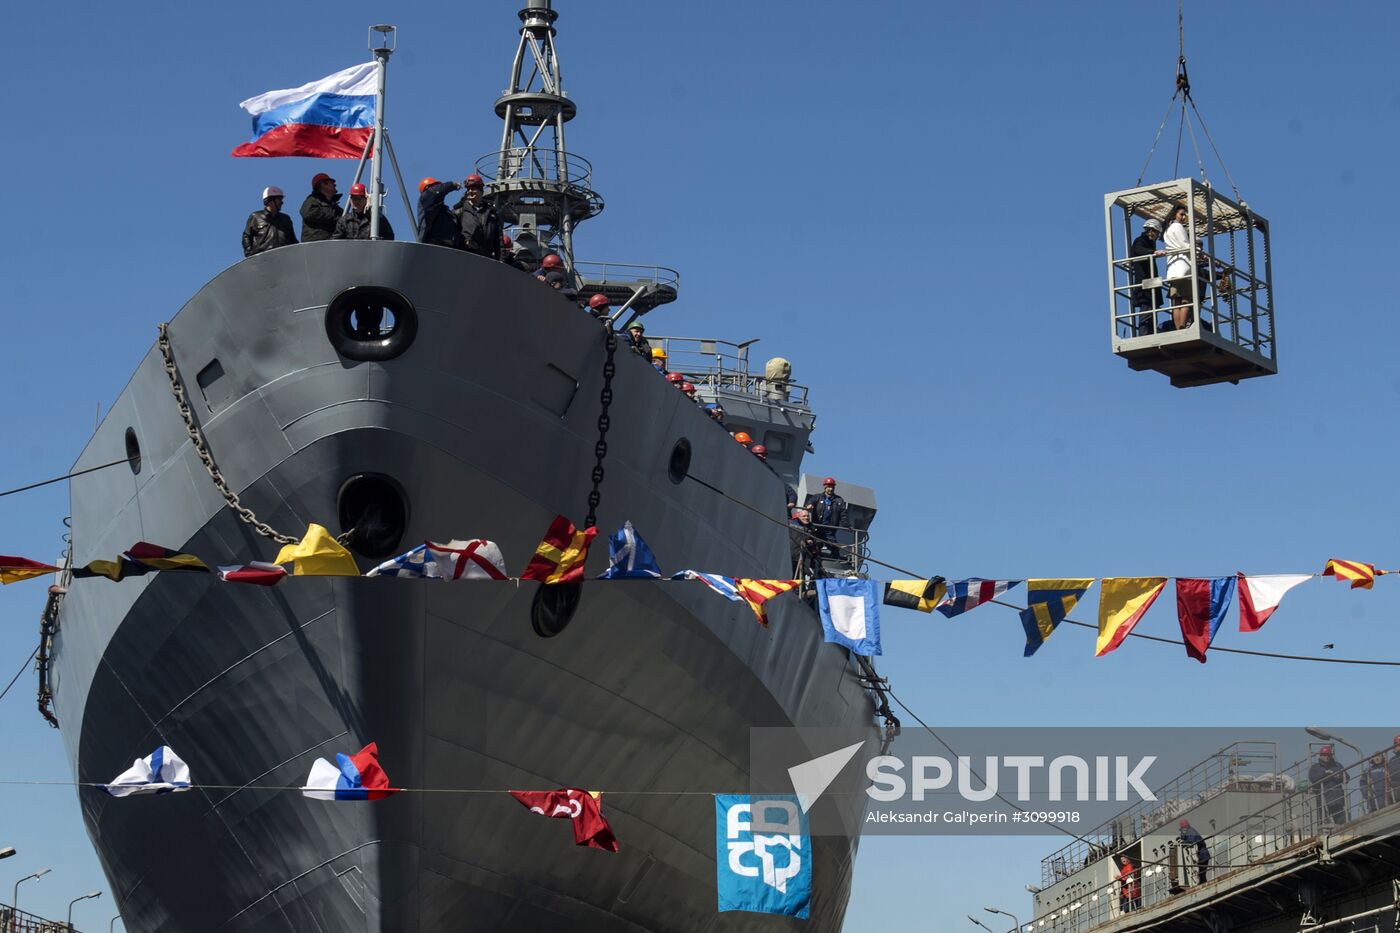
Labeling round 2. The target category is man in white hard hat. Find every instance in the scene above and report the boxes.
[1128,216,1167,335]
[242,186,298,257]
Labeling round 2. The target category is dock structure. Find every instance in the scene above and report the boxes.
[1029,741,1400,932]
[0,904,84,931]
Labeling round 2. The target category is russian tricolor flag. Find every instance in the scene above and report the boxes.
[232,63,376,159]
[301,742,399,801]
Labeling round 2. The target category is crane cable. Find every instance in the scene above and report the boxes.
[1136,1,1244,203]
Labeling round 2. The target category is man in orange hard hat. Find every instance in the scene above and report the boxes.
[417,176,463,247]
[455,174,501,260]
[333,183,395,241]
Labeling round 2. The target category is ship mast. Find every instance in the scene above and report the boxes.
[479,0,602,273]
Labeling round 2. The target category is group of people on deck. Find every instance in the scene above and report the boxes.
[242,173,394,256]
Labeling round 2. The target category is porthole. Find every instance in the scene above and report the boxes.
[531,580,582,638]
[324,286,418,362]
[337,473,408,558]
[124,428,142,475]
[668,438,691,485]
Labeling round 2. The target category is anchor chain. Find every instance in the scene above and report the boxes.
[157,323,300,546]
[36,584,61,728]
[583,327,618,529]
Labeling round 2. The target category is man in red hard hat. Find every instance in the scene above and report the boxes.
[534,253,565,288]
[1177,819,1209,884]
[333,182,395,241]
[501,234,533,272]
[804,476,850,562]
[587,293,611,319]
[417,176,462,247]
[1309,745,1347,827]
[455,173,502,260]
[242,186,297,257]
[300,172,343,242]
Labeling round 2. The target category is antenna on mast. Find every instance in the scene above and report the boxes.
[349,24,420,240]
[476,0,602,272]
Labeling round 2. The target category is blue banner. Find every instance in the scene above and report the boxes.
[816,577,882,656]
[715,794,812,919]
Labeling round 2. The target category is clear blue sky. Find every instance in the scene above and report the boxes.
[2,1,1398,929]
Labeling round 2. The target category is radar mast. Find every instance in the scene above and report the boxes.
[477,0,602,273]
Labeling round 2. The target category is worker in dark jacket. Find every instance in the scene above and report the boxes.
[804,477,850,555]
[788,507,823,582]
[626,322,651,358]
[299,173,343,242]
[332,183,395,240]
[1361,754,1388,813]
[242,186,298,257]
[1309,745,1348,826]
[1177,820,1209,884]
[455,174,501,259]
[1128,217,1166,336]
[502,235,535,272]
[1388,735,1400,806]
[417,177,462,247]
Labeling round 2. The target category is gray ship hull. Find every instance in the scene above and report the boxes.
[54,242,876,931]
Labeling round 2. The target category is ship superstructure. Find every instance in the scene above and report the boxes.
[1028,740,1400,933]
[45,3,885,930]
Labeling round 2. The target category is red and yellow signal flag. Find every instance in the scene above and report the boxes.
[0,556,60,585]
[1322,558,1386,590]
[734,579,800,627]
[521,516,597,584]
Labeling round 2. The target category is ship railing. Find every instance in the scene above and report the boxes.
[1040,741,1279,886]
[1029,741,1400,933]
[573,260,680,292]
[474,147,594,189]
[791,521,869,581]
[651,336,811,409]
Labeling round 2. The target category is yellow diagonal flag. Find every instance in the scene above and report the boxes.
[1096,577,1167,657]
[275,524,361,577]
[734,579,799,626]
[1322,558,1384,590]
[882,577,947,613]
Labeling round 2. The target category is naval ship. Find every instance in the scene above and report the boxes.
[41,2,888,930]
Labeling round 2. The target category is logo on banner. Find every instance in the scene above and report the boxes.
[715,794,812,918]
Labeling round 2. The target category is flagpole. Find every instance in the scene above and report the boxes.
[368,25,396,241]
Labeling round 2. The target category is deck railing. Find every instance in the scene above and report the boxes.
[1030,741,1400,932]
[650,336,811,409]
